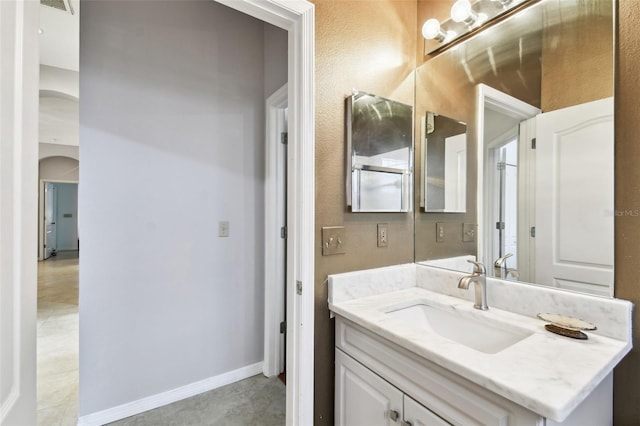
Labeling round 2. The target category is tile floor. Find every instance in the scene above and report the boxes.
[107,375,286,426]
[37,251,80,426]
[36,251,286,426]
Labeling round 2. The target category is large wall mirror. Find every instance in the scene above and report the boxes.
[414,0,614,297]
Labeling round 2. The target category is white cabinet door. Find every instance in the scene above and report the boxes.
[336,349,404,426]
[535,97,614,296]
[403,395,452,426]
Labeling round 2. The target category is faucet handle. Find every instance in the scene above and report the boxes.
[467,259,486,275]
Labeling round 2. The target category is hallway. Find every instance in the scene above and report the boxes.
[37,251,79,425]
[36,251,286,425]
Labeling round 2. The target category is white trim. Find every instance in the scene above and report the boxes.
[214,2,315,424]
[476,84,539,269]
[517,118,537,283]
[0,0,39,424]
[264,83,288,377]
[77,362,264,426]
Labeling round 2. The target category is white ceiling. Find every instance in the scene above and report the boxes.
[39,0,79,150]
[39,0,79,71]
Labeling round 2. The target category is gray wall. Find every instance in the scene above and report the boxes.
[79,0,284,416]
[264,24,288,97]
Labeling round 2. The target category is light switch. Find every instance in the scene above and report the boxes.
[219,221,230,237]
[322,226,346,256]
[463,223,476,242]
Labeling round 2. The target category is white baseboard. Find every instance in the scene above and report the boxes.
[77,361,263,426]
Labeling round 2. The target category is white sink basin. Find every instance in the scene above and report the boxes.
[386,304,532,354]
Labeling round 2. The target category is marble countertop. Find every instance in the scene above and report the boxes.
[329,286,631,422]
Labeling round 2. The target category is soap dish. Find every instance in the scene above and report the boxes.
[537,313,596,340]
[537,313,597,330]
[544,324,588,340]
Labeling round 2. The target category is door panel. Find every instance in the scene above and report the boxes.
[335,349,403,426]
[44,183,58,259]
[535,97,614,296]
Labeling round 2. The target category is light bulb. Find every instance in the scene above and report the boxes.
[422,19,445,41]
[451,0,479,26]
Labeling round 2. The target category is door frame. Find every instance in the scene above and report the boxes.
[264,83,288,378]
[38,178,79,261]
[1,0,314,424]
[0,0,39,424]
[201,1,316,424]
[476,84,539,268]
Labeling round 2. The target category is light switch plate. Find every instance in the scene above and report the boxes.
[322,226,346,255]
[218,221,230,237]
[463,223,476,242]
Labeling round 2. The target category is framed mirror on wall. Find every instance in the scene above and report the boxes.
[414,0,614,297]
[346,91,413,212]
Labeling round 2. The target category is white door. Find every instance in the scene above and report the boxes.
[534,97,614,296]
[444,133,466,212]
[0,0,39,424]
[404,395,452,426]
[44,183,58,259]
[335,349,403,426]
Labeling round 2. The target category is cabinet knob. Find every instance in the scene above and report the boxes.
[387,409,400,422]
[401,421,413,426]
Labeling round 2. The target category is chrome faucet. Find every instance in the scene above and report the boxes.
[494,253,513,269]
[494,253,513,279]
[458,260,488,311]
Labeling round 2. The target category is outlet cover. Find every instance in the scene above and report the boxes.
[436,222,445,243]
[463,223,476,242]
[322,226,346,255]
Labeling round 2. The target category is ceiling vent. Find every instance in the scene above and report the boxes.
[40,0,75,15]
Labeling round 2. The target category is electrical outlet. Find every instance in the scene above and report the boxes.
[436,222,445,243]
[218,221,230,237]
[377,223,388,247]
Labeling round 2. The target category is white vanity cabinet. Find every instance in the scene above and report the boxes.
[335,316,541,426]
[334,316,614,426]
[336,348,450,426]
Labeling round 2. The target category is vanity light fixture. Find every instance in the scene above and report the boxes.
[492,0,514,6]
[422,19,450,42]
[422,0,530,55]
[451,0,481,27]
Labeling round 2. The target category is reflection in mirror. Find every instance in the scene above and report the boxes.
[347,91,413,212]
[479,85,614,297]
[422,113,467,213]
[477,84,540,283]
[414,0,614,297]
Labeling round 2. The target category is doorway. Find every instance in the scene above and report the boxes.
[40,181,79,260]
[0,1,314,425]
[264,84,288,380]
